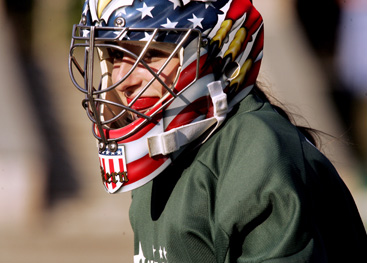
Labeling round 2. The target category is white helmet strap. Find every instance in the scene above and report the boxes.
[147,80,229,157]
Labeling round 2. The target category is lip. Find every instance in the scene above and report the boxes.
[126,97,160,112]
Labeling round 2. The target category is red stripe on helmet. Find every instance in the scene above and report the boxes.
[165,96,210,131]
[123,154,169,186]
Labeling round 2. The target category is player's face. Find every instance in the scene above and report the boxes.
[111,42,180,120]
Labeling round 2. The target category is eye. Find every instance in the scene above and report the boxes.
[143,50,167,63]
[113,50,124,59]
[108,48,124,61]
[111,51,125,66]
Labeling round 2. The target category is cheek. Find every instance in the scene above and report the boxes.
[111,68,119,84]
[155,60,180,96]
[164,59,180,82]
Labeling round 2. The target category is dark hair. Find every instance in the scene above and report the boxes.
[253,83,320,148]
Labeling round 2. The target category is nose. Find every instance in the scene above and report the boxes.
[112,56,143,96]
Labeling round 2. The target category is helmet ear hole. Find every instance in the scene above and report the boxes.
[224,61,240,80]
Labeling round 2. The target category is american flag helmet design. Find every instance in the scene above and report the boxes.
[99,145,128,193]
[69,0,264,193]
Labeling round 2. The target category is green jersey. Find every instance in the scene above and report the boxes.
[129,91,367,262]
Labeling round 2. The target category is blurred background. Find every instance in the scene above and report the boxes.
[0,0,366,262]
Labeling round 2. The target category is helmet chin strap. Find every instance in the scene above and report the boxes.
[147,80,232,157]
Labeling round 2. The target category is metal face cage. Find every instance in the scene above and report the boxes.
[69,24,202,150]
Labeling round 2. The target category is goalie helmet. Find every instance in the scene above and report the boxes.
[68,0,264,193]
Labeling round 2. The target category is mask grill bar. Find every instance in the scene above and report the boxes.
[69,24,202,146]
